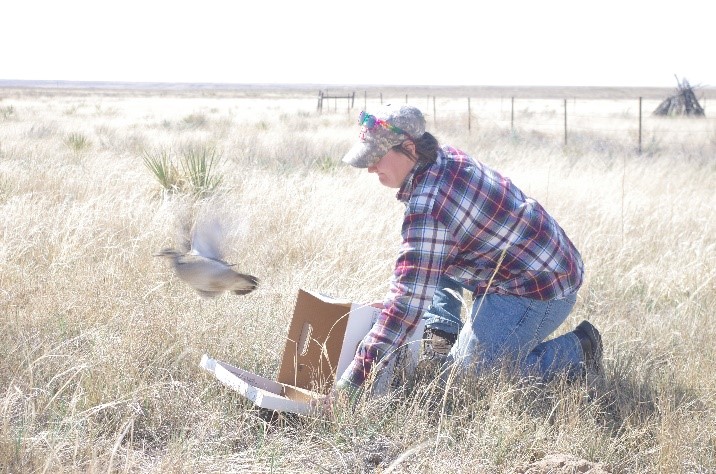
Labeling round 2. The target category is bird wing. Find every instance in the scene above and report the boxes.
[174,257,230,291]
[189,217,225,260]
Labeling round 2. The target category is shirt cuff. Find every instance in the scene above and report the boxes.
[335,377,362,400]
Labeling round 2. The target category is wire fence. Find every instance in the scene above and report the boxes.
[320,92,715,155]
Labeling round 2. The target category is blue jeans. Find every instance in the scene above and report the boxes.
[423,276,583,381]
[422,276,464,335]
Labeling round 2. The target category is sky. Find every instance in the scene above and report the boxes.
[2,0,713,88]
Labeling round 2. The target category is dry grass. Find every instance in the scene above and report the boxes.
[0,86,714,473]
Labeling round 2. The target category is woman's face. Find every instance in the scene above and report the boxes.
[367,145,416,188]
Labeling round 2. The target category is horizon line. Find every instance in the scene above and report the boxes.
[1,79,702,91]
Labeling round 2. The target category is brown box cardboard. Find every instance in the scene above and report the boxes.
[200,289,424,414]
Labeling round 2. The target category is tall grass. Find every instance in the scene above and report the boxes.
[0,87,714,473]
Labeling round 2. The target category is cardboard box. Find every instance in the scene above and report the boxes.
[200,289,424,414]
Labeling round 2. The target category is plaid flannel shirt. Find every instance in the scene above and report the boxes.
[337,146,584,391]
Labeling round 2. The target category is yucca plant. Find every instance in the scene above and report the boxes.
[179,144,223,196]
[313,155,339,173]
[143,149,182,192]
[1,105,15,120]
[64,132,91,152]
[181,113,207,129]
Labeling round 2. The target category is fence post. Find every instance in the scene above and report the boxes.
[433,96,437,127]
[405,94,408,104]
[511,97,515,131]
[563,99,568,146]
[380,93,383,105]
[638,97,642,154]
[364,91,367,110]
[468,97,471,132]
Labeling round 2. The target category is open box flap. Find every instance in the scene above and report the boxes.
[277,289,354,392]
[200,354,318,415]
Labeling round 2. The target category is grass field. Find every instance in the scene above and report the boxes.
[1,85,714,473]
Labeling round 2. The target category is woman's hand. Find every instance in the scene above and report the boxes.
[311,386,355,420]
[311,388,337,419]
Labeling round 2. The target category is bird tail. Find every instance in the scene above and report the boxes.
[232,274,259,295]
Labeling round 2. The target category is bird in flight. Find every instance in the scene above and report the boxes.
[155,217,258,297]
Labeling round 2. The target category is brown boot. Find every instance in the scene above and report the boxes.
[574,320,603,375]
[417,328,457,378]
[424,328,457,358]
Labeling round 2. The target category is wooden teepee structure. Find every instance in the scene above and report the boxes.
[653,76,705,117]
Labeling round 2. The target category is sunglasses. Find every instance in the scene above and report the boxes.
[359,111,410,137]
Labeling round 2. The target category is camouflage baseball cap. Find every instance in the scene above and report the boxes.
[342,104,426,168]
